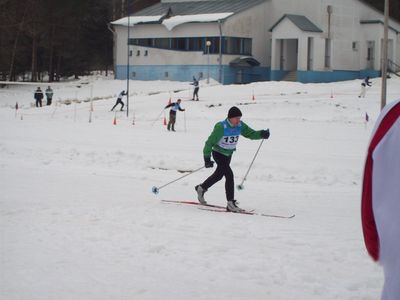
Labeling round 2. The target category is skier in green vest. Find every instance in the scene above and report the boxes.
[195,106,270,212]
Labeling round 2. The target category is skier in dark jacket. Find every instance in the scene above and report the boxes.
[358,76,372,98]
[111,90,127,111]
[191,77,199,101]
[195,106,270,212]
[45,86,54,105]
[34,87,44,107]
[165,98,185,131]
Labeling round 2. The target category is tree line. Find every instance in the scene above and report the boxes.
[0,0,398,82]
[0,0,131,82]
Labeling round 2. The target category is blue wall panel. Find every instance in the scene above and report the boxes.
[297,69,380,83]
[116,65,271,85]
[270,70,290,81]
[116,65,379,84]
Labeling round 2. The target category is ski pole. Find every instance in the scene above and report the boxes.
[151,108,165,126]
[184,110,187,132]
[237,139,265,190]
[152,166,205,194]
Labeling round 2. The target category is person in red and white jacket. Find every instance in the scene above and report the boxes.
[361,99,400,300]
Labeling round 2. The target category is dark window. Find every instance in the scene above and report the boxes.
[171,38,187,50]
[242,39,252,55]
[205,37,220,54]
[154,38,170,49]
[140,39,153,47]
[129,37,251,55]
[188,37,204,51]
[222,37,252,55]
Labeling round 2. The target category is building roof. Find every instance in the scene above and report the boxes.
[360,20,400,34]
[269,14,323,33]
[131,0,267,17]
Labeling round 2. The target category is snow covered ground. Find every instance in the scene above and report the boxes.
[1,75,399,299]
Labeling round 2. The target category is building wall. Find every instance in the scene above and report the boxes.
[113,0,271,83]
[114,22,220,67]
[221,1,270,66]
[270,0,400,72]
[113,0,400,83]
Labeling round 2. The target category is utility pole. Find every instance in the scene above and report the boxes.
[381,0,389,110]
[218,20,223,84]
[206,40,211,84]
[126,5,130,117]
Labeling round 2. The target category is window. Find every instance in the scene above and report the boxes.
[129,37,252,55]
[132,72,136,77]
[171,38,186,50]
[242,39,252,55]
[141,39,153,47]
[129,50,133,57]
[136,50,140,56]
[226,37,241,54]
[188,37,203,51]
[144,50,148,56]
[352,41,359,51]
[223,37,252,55]
[206,37,220,54]
[164,71,169,77]
[155,38,170,49]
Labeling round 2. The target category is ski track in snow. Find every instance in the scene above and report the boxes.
[1,75,398,299]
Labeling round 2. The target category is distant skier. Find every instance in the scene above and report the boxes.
[361,99,400,300]
[195,106,270,212]
[165,98,185,131]
[45,86,53,106]
[111,90,127,111]
[191,76,200,101]
[34,87,44,107]
[358,76,372,98]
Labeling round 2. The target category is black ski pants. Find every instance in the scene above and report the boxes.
[167,111,177,131]
[193,87,199,100]
[201,150,234,201]
[111,98,124,111]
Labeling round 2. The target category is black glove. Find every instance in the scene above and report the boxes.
[261,129,270,139]
[204,156,214,168]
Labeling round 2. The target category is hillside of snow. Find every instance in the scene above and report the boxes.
[1,75,399,299]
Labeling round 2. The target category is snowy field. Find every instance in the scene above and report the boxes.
[1,75,399,299]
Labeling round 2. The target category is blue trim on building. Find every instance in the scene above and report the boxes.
[270,70,290,81]
[296,69,380,83]
[116,65,270,84]
[116,64,380,84]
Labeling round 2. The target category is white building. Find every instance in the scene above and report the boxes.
[111,0,400,84]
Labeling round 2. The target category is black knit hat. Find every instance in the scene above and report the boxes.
[228,106,242,118]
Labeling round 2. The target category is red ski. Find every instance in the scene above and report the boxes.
[199,207,295,219]
[161,200,295,219]
[161,199,226,209]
